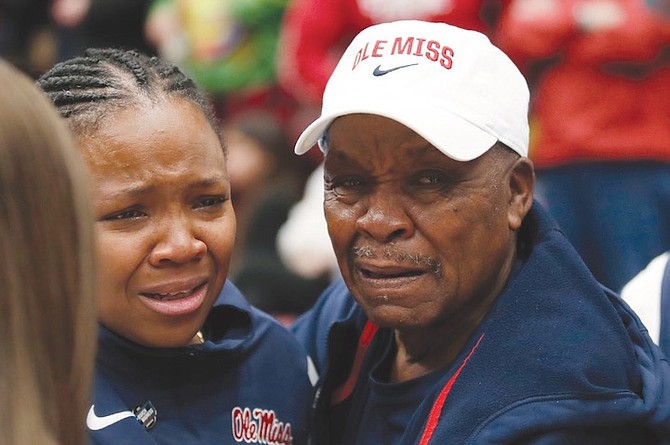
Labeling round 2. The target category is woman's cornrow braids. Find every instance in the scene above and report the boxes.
[37,48,220,141]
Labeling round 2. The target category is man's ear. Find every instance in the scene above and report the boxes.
[507,158,535,231]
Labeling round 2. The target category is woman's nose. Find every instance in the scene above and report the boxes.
[148,217,207,266]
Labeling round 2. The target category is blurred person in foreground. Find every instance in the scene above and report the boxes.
[497,0,670,292]
[37,47,312,445]
[0,59,96,445]
[291,20,670,444]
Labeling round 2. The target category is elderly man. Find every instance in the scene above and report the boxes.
[291,20,670,444]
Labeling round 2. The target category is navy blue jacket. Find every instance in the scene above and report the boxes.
[292,204,670,444]
[88,281,314,445]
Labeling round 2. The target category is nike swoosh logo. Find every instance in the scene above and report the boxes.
[372,63,418,76]
[87,405,134,431]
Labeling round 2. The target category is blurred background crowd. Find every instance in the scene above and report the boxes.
[2,0,669,325]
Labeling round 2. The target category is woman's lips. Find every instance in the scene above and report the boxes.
[142,288,198,301]
[138,281,209,316]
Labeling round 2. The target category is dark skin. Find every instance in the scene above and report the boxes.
[323,114,534,383]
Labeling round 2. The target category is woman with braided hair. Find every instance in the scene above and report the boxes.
[37,48,312,445]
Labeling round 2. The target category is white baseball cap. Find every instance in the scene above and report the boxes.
[294,20,530,161]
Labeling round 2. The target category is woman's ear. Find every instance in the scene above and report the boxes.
[507,157,535,231]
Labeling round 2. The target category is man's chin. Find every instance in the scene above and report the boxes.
[357,302,420,330]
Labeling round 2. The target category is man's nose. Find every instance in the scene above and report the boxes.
[355,190,414,243]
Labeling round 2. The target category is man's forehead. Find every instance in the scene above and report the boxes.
[323,139,463,174]
[324,114,430,150]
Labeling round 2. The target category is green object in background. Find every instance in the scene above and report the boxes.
[151,0,287,94]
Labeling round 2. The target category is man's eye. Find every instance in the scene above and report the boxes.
[327,177,366,191]
[339,178,365,188]
[418,176,441,185]
[415,171,446,186]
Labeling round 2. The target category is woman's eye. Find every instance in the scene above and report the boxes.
[105,208,146,221]
[194,196,226,208]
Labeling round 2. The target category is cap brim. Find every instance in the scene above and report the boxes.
[294,100,496,162]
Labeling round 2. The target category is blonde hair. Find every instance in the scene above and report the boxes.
[0,60,96,445]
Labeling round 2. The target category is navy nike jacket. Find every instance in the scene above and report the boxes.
[292,203,670,444]
[88,281,314,445]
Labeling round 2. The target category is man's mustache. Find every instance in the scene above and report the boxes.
[350,244,442,276]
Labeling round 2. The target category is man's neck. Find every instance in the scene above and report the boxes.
[389,307,488,383]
